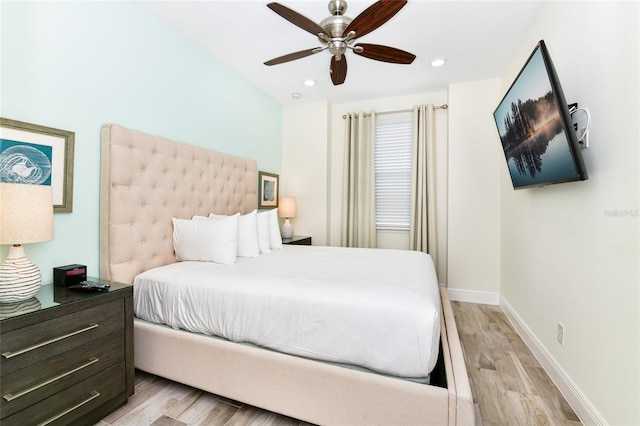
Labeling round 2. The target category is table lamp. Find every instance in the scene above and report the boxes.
[0,182,54,303]
[278,197,297,239]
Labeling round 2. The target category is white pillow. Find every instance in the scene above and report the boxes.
[172,216,238,264]
[237,210,260,257]
[267,208,283,249]
[256,211,271,254]
[210,211,260,257]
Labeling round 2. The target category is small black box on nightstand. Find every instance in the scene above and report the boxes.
[53,264,87,287]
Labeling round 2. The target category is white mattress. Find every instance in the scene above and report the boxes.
[133,245,441,378]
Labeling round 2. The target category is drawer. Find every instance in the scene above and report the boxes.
[1,332,124,418]
[1,300,123,375]
[1,362,125,426]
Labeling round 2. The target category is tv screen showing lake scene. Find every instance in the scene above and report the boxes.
[493,41,586,189]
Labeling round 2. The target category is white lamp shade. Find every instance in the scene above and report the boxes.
[278,197,297,218]
[0,183,53,303]
[0,183,54,244]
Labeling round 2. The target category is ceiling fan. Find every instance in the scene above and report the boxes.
[264,0,416,86]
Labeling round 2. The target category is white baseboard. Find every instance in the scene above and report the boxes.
[499,295,606,426]
[445,287,500,305]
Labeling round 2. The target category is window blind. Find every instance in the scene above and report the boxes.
[374,112,412,230]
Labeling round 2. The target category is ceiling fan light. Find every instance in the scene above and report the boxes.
[328,40,347,56]
[430,58,447,67]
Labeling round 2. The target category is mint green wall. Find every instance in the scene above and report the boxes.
[1,1,282,284]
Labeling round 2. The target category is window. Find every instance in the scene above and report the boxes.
[374,112,412,230]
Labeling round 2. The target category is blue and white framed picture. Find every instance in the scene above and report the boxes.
[258,171,279,209]
[0,118,75,213]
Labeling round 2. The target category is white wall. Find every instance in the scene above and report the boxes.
[499,2,639,425]
[281,101,329,245]
[1,2,282,284]
[447,79,502,300]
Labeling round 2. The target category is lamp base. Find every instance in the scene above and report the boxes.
[0,245,42,303]
[281,218,294,239]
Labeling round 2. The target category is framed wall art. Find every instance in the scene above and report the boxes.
[0,118,75,213]
[258,171,279,209]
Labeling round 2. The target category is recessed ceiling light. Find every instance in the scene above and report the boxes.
[291,92,302,99]
[304,79,317,87]
[430,58,446,67]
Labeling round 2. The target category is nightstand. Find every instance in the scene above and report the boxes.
[282,235,312,246]
[0,280,133,426]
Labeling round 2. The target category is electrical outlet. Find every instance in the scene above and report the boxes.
[557,323,565,346]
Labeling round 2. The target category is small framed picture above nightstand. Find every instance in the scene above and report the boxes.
[282,235,311,246]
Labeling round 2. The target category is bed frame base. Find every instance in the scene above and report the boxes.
[134,288,473,425]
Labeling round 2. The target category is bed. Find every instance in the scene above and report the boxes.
[99,123,474,425]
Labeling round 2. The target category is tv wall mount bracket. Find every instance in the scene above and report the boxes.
[568,103,591,149]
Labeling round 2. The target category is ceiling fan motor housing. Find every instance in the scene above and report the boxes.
[319,14,352,38]
[320,1,353,58]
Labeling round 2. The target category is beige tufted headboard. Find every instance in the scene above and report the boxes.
[99,123,257,284]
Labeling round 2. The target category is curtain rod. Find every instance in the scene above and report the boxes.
[342,104,448,119]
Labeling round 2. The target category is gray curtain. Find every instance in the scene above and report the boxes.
[341,111,377,248]
[410,105,437,268]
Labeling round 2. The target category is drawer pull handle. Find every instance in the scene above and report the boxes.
[3,357,100,402]
[37,391,101,426]
[2,323,99,359]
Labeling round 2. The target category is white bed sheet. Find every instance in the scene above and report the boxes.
[133,245,441,378]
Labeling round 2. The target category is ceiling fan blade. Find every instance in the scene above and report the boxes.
[267,3,330,38]
[264,48,322,66]
[330,55,347,86]
[344,0,407,39]
[353,43,416,64]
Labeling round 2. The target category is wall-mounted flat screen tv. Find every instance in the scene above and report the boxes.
[493,40,588,189]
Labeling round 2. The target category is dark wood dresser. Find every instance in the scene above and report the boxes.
[0,281,133,425]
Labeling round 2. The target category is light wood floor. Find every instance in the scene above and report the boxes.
[452,302,580,426]
[97,302,581,425]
